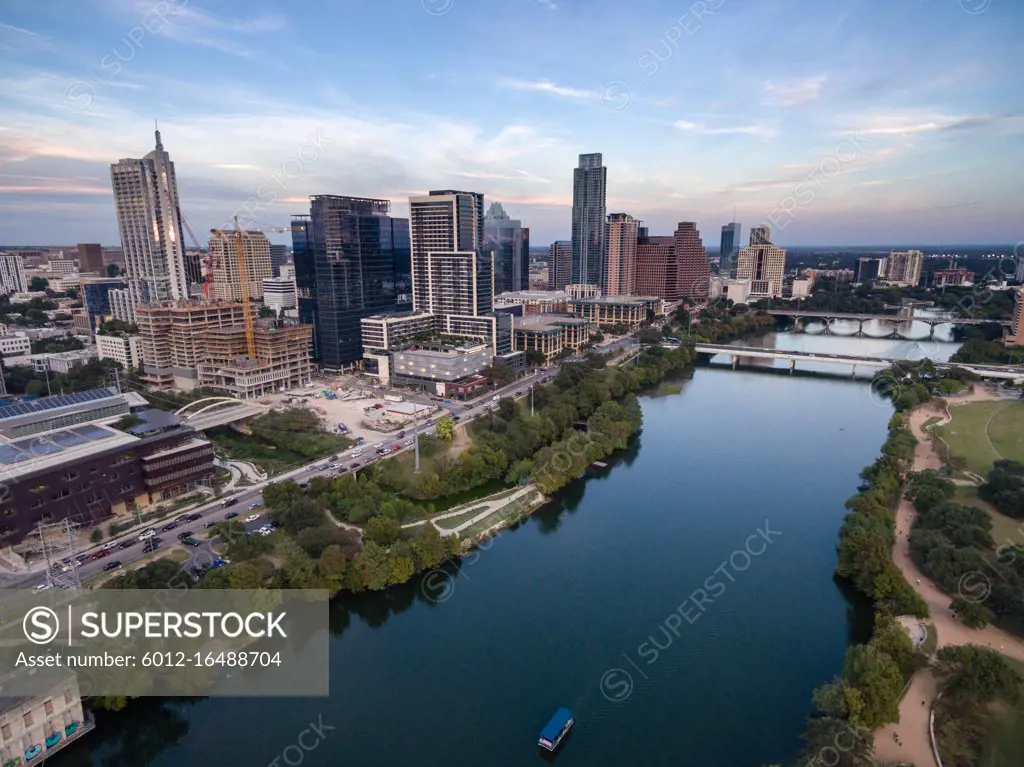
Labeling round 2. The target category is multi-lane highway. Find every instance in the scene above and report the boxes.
[10,364,564,590]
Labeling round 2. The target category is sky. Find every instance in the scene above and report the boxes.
[1,0,1022,249]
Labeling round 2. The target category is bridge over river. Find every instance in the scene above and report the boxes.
[766,309,1009,339]
[694,343,1024,381]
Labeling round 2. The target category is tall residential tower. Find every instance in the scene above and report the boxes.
[604,213,638,295]
[109,128,189,318]
[571,153,607,288]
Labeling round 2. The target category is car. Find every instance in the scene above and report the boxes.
[328,455,339,462]
[352,449,363,457]
[244,514,260,523]
[224,511,239,520]
[101,541,118,550]
[142,541,160,553]
[404,439,413,446]
[336,466,347,473]
[248,501,261,510]
[31,583,51,593]
[204,520,217,529]
[162,522,178,531]
[138,529,156,541]
[452,415,461,421]
[177,530,194,541]
[258,529,273,537]
[102,561,122,572]
[221,497,238,508]
[182,538,202,547]
[151,537,164,546]
[327,463,340,470]
[426,418,435,426]
[176,514,190,522]
[186,513,202,522]
[350,462,360,469]
[391,445,401,452]
[373,403,383,409]
[397,431,406,438]
[492,394,500,401]
[373,442,383,449]
[91,550,109,560]
[376,448,386,455]
[117,540,134,550]
[464,404,473,410]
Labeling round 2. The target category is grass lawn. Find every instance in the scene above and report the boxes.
[920,622,938,656]
[954,486,1024,549]
[435,506,488,530]
[984,658,1024,767]
[457,491,540,539]
[936,400,1024,476]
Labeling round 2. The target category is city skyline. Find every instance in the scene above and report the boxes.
[1,1,1023,246]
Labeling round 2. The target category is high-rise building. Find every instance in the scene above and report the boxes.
[737,243,786,298]
[310,195,401,370]
[290,215,318,359]
[80,276,128,331]
[48,259,78,277]
[0,253,28,296]
[674,222,711,302]
[269,244,289,277]
[76,243,104,274]
[855,257,885,284]
[483,202,527,294]
[548,241,572,290]
[750,226,771,246]
[209,228,272,301]
[1015,256,1024,282]
[110,129,188,315]
[387,217,412,308]
[183,252,203,289]
[571,153,607,287]
[719,223,741,275]
[262,277,297,313]
[634,223,710,301]
[135,301,246,388]
[883,250,923,287]
[1005,288,1022,346]
[604,213,638,295]
[409,189,487,313]
[521,227,530,289]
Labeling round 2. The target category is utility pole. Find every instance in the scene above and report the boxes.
[530,382,534,417]
[44,366,52,396]
[413,415,421,474]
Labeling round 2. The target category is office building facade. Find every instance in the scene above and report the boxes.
[634,223,710,301]
[290,215,319,359]
[571,153,607,287]
[409,190,485,313]
[883,250,923,287]
[604,213,638,296]
[855,257,885,284]
[310,195,401,370]
[483,202,528,295]
[262,277,297,313]
[737,244,786,297]
[0,253,28,296]
[76,243,104,274]
[109,129,189,312]
[548,241,573,291]
[80,277,128,331]
[269,244,289,277]
[719,223,741,275]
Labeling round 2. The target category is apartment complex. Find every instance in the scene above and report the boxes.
[0,253,28,295]
[737,243,787,298]
[109,129,189,318]
[512,314,593,362]
[883,249,923,287]
[0,334,31,357]
[566,295,661,328]
[1006,288,1023,347]
[571,153,608,287]
[0,388,215,545]
[855,257,884,283]
[604,213,638,296]
[209,228,273,301]
[494,290,567,316]
[196,320,314,398]
[634,222,711,301]
[932,268,973,287]
[135,301,245,388]
[548,240,573,291]
[409,190,485,313]
[95,333,143,369]
[0,670,93,764]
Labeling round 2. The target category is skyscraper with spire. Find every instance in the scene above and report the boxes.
[571,153,607,288]
[110,126,189,318]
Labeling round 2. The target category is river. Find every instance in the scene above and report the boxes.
[50,327,961,767]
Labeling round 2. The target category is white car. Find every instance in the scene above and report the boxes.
[352,449,363,457]
[373,442,383,449]
[404,439,413,446]
[244,514,260,523]
[138,529,156,541]
[32,583,51,593]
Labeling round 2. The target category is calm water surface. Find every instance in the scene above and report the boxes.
[53,362,904,767]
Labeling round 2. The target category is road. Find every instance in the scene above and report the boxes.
[10,363,567,590]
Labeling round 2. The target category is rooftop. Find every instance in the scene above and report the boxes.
[495,290,567,302]
[514,314,591,333]
[570,295,661,305]
[0,388,118,422]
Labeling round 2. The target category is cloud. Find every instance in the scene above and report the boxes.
[0,22,39,36]
[501,78,596,101]
[843,112,1024,137]
[536,0,558,9]
[763,74,827,107]
[674,120,776,138]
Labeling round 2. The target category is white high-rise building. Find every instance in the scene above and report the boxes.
[209,229,272,301]
[262,277,297,313]
[110,128,189,312]
[737,243,786,298]
[883,250,923,287]
[0,253,28,296]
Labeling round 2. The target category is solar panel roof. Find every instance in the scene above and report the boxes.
[75,425,112,440]
[50,430,90,447]
[0,388,118,421]
[0,444,29,465]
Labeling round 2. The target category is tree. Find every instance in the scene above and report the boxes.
[800,717,874,767]
[483,364,516,387]
[89,528,103,544]
[365,516,401,546]
[106,263,122,277]
[950,596,991,628]
[29,276,49,291]
[226,562,264,589]
[979,460,1024,518]
[258,305,277,319]
[435,416,455,442]
[841,643,904,729]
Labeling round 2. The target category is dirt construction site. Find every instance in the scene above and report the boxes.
[260,376,443,444]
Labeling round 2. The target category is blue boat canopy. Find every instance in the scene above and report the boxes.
[539,708,573,742]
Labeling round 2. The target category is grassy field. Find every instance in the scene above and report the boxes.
[434,506,488,530]
[954,486,1023,549]
[936,400,1024,476]
[985,658,1024,767]
[458,491,540,539]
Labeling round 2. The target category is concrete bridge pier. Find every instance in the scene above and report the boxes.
[851,365,856,379]
[731,355,739,369]
[927,323,936,340]
[794,318,804,333]
[789,359,796,375]
[822,318,832,335]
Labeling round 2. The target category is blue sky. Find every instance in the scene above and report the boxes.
[1,0,1022,248]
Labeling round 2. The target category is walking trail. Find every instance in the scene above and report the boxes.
[874,388,1024,766]
[401,485,538,536]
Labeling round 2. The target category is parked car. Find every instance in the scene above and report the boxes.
[248,501,261,510]
[31,583,51,593]
[244,514,260,523]
[182,538,202,547]
[102,561,122,572]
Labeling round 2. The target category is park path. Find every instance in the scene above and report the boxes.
[401,485,538,536]
[874,392,1024,763]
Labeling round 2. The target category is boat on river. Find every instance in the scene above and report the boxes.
[538,707,573,752]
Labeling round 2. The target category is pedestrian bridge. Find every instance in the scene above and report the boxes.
[694,344,1024,381]
[174,397,268,430]
[766,309,1009,339]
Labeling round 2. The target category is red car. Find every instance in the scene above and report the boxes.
[391,446,401,452]
[91,549,110,560]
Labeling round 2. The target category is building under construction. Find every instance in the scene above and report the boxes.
[209,228,273,302]
[197,319,313,398]
[135,300,246,389]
